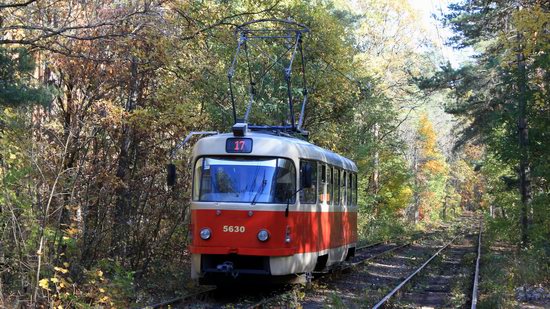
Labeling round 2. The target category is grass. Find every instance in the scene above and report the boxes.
[477,247,515,308]
[474,208,550,308]
[327,292,346,309]
[477,237,550,308]
[357,213,417,245]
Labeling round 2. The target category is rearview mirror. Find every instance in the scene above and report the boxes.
[167,163,176,186]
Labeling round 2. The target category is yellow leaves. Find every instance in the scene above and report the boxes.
[54,266,69,274]
[99,295,111,303]
[513,4,550,51]
[418,114,438,156]
[3,107,17,118]
[385,185,414,213]
[39,263,75,304]
[497,4,550,66]
[417,114,447,176]
[39,278,50,290]
[533,92,546,109]
[399,186,413,201]
[65,226,79,237]
[423,159,447,175]
[415,113,450,221]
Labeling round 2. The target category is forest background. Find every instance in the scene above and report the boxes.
[0,0,548,307]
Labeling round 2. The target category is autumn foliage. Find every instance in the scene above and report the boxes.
[1,0,548,307]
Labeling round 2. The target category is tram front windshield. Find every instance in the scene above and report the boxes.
[193,157,296,204]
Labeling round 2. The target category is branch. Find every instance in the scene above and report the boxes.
[0,0,37,9]
[378,105,419,141]
[175,0,282,40]
[0,7,152,45]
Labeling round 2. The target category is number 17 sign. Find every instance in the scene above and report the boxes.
[226,138,253,153]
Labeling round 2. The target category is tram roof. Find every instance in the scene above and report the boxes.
[192,132,358,172]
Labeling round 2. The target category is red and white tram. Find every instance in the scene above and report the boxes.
[188,129,358,284]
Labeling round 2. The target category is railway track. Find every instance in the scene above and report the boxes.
[471,221,483,309]
[140,217,482,308]
[371,220,483,308]
[292,216,482,308]
[139,237,415,309]
[244,232,439,309]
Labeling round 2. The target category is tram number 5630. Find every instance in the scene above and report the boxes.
[223,225,245,233]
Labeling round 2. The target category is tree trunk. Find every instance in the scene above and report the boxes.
[113,57,139,260]
[517,30,531,247]
[408,144,420,224]
[372,123,380,194]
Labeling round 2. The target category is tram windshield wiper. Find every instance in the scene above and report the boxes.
[251,171,267,205]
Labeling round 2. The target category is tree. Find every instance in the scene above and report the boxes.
[0,47,51,106]
[425,0,550,246]
[0,47,52,305]
[411,114,448,223]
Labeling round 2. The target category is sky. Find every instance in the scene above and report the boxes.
[408,0,474,68]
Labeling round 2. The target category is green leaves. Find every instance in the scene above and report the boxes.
[0,47,52,107]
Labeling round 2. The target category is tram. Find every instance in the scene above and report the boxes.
[187,127,357,284]
[167,19,358,284]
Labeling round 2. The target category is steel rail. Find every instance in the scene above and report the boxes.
[143,234,433,309]
[142,240,399,309]
[246,228,459,309]
[356,241,384,251]
[471,220,483,309]
[245,240,415,309]
[347,231,444,272]
[355,231,425,252]
[371,235,460,309]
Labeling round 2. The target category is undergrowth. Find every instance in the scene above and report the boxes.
[478,213,550,308]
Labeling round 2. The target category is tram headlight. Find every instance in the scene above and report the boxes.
[257,229,270,242]
[200,228,211,240]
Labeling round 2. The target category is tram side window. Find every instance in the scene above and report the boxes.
[348,171,353,207]
[353,173,358,206]
[320,164,328,204]
[341,170,347,206]
[335,169,340,206]
[328,166,333,206]
[347,172,352,207]
[274,159,297,203]
[300,160,317,204]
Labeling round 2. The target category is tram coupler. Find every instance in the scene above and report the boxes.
[216,261,240,278]
[216,261,234,273]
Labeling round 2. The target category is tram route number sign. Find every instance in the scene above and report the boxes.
[226,138,253,153]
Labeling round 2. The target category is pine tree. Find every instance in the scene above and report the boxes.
[424,1,550,246]
[0,47,51,107]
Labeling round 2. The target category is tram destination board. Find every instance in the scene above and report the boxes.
[226,138,253,153]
